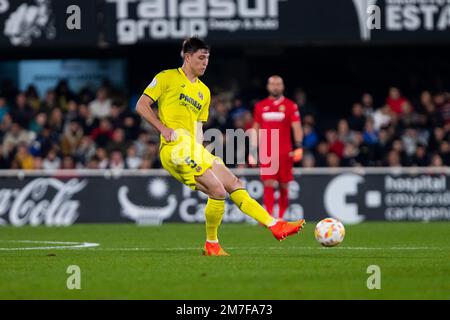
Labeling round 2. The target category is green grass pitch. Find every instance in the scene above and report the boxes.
[0,222,449,299]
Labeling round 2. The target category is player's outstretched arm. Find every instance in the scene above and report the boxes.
[136,94,175,142]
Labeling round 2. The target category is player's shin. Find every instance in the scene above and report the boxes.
[279,187,289,219]
[229,189,276,227]
[205,198,225,242]
[263,185,275,216]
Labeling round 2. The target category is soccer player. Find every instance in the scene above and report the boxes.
[250,76,304,219]
[135,37,305,256]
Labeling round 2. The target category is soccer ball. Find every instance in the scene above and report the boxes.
[314,218,345,247]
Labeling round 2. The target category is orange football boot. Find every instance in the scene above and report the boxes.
[202,242,230,256]
[269,219,306,241]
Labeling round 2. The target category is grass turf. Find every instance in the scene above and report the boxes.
[0,222,449,299]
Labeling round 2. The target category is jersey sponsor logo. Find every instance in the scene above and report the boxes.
[261,112,285,122]
[179,93,202,111]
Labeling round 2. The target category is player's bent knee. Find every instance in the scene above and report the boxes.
[234,178,244,190]
[209,183,227,200]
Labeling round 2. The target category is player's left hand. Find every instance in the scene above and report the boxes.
[290,147,303,163]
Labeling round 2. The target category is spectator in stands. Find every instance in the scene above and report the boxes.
[95,147,109,169]
[43,149,61,170]
[29,112,47,134]
[208,99,230,133]
[48,107,64,134]
[363,119,379,145]
[33,156,43,170]
[429,127,446,153]
[74,136,96,166]
[61,155,76,169]
[347,103,366,132]
[361,93,375,118]
[438,93,450,125]
[125,144,142,169]
[106,128,129,155]
[302,123,319,150]
[294,88,317,119]
[91,119,113,148]
[336,119,354,144]
[326,152,341,167]
[301,152,315,168]
[314,141,329,167]
[325,129,345,159]
[78,103,97,135]
[0,96,10,123]
[411,144,429,167]
[55,80,76,111]
[29,125,57,158]
[372,104,392,131]
[2,123,33,157]
[86,156,100,169]
[65,100,79,124]
[123,114,140,141]
[439,141,450,166]
[14,143,34,170]
[108,149,127,170]
[386,87,408,115]
[41,89,59,114]
[89,87,112,120]
[61,119,83,156]
[430,154,444,167]
[385,150,401,167]
[341,143,360,167]
[25,85,41,112]
[10,92,33,129]
[109,102,125,129]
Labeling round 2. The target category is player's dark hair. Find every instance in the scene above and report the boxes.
[181,37,210,56]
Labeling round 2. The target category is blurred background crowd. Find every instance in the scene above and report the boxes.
[1,77,449,170]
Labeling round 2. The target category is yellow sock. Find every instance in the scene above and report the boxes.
[229,189,275,227]
[205,198,225,241]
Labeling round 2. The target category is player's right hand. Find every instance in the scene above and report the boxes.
[291,148,303,163]
[161,127,176,142]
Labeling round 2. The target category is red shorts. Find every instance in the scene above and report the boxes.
[260,153,293,183]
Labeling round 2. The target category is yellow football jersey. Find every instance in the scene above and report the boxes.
[143,68,211,146]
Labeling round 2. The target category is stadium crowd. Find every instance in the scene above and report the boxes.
[0,79,449,170]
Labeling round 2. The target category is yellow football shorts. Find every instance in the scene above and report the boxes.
[159,131,223,190]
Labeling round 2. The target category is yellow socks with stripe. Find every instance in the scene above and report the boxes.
[205,198,225,242]
[229,189,276,227]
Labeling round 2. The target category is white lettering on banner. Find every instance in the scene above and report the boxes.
[0,178,87,226]
[383,175,450,222]
[323,173,450,224]
[107,0,286,43]
[353,0,450,41]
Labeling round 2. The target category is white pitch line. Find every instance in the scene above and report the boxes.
[0,240,100,251]
[85,246,449,251]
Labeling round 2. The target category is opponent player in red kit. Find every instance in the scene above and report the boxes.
[250,76,303,219]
